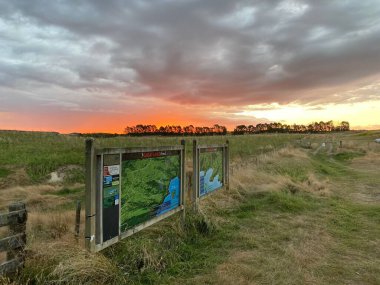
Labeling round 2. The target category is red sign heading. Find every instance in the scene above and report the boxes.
[142,151,167,158]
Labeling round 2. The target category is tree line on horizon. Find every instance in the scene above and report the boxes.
[124,124,228,136]
[233,121,349,134]
[124,121,349,136]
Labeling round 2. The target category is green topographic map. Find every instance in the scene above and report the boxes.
[120,155,180,231]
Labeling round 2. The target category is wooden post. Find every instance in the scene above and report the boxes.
[85,139,96,252]
[340,141,343,148]
[226,140,230,191]
[186,171,193,202]
[192,140,199,211]
[75,200,81,240]
[180,140,186,222]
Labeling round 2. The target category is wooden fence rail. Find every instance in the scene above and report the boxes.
[0,202,27,276]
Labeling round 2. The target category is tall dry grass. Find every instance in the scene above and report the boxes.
[21,242,126,285]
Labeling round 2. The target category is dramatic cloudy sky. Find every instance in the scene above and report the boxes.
[1,0,380,132]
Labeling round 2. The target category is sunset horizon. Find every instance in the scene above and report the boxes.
[0,119,377,135]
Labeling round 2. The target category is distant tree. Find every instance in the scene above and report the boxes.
[233,125,247,135]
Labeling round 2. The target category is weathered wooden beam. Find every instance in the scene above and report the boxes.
[0,233,25,252]
[0,258,23,275]
[0,209,27,228]
[95,145,184,155]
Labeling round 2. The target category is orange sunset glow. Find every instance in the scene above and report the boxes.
[0,1,380,133]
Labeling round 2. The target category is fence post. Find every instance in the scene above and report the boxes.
[226,140,230,191]
[192,140,199,211]
[0,202,27,275]
[85,138,96,252]
[186,171,193,202]
[340,140,343,148]
[180,140,186,223]
[75,200,81,241]
[7,202,27,264]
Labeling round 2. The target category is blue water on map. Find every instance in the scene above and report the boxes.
[156,177,180,216]
[200,175,205,196]
[199,168,222,197]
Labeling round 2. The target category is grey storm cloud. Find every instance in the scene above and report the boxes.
[1,0,380,111]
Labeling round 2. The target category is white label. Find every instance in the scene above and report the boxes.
[108,165,120,175]
[115,199,119,205]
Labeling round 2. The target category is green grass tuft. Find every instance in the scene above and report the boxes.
[55,187,83,196]
[0,167,11,178]
[333,151,365,162]
[238,191,320,216]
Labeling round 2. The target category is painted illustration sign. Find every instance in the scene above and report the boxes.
[120,150,181,232]
[199,147,224,197]
[103,164,120,208]
[102,154,121,242]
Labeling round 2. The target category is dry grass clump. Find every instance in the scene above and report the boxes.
[350,151,380,171]
[191,251,258,285]
[0,226,10,263]
[303,174,330,196]
[27,210,78,243]
[186,216,333,285]
[22,242,126,285]
[277,146,309,158]
[0,168,30,190]
[0,251,6,264]
[50,250,125,284]
[232,146,324,192]
[0,185,67,211]
[203,158,271,213]
[0,276,18,285]
[339,139,375,154]
[25,194,68,212]
[348,151,380,203]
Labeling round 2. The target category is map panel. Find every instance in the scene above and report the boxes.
[120,151,181,232]
[199,148,224,197]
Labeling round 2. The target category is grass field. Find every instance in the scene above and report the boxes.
[0,130,379,284]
